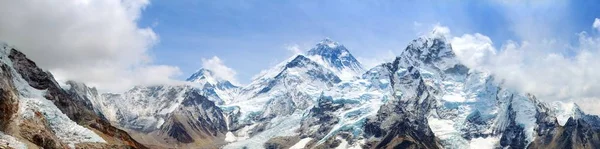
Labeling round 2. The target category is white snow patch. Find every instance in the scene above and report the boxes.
[224,132,237,142]
[428,118,458,140]
[290,138,312,149]
[223,114,302,149]
[442,93,467,102]
[551,101,581,126]
[469,137,499,149]
[334,137,363,149]
[0,132,26,149]
[335,137,348,149]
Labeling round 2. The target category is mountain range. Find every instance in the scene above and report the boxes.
[1,30,600,149]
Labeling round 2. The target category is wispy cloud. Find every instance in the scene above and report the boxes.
[594,18,600,32]
[285,44,303,55]
[202,56,240,85]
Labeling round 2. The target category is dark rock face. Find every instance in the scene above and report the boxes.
[0,63,18,131]
[167,121,194,143]
[444,64,469,75]
[363,60,442,149]
[461,110,492,140]
[263,136,302,149]
[498,98,528,149]
[298,95,344,139]
[19,111,68,149]
[529,98,600,149]
[179,91,228,136]
[158,90,227,145]
[64,80,110,121]
[529,117,600,149]
[9,49,96,123]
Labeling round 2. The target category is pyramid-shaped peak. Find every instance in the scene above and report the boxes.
[316,38,341,48]
[186,68,214,81]
[308,38,349,56]
[306,38,364,80]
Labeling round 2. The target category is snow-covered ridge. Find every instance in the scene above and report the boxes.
[100,85,199,131]
[0,43,106,147]
[186,68,240,104]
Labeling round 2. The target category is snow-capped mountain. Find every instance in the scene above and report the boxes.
[187,68,240,104]
[11,31,599,149]
[221,32,600,149]
[222,54,343,148]
[74,84,229,148]
[0,42,146,148]
[306,38,365,80]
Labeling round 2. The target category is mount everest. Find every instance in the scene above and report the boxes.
[0,30,599,149]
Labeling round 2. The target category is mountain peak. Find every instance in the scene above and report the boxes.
[186,68,220,85]
[306,38,364,80]
[186,68,213,81]
[316,38,339,48]
[186,68,239,104]
[396,34,458,71]
[187,68,239,88]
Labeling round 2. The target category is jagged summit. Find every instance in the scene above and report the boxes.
[315,38,340,48]
[306,38,364,80]
[396,33,460,73]
[186,68,213,81]
[403,34,454,60]
[186,68,239,104]
[307,38,349,58]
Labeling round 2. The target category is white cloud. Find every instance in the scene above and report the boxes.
[0,0,181,92]
[441,20,600,115]
[484,36,600,115]
[431,22,600,114]
[286,44,303,55]
[593,18,600,32]
[451,33,497,69]
[356,50,396,69]
[202,56,240,85]
[431,24,451,38]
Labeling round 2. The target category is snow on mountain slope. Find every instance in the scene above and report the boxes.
[0,132,26,149]
[549,101,584,126]
[0,43,106,147]
[388,33,540,148]
[64,80,108,120]
[222,54,344,148]
[232,55,341,121]
[71,82,229,148]
[390,32,590,149]
[296,65,392,144]
[306,38,365,80]
[100,85,212,131]
[187,68,240,104]
[279,31,598,149]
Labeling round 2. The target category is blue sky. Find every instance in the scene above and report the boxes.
[2,0,600,112]
[137,0,600,84]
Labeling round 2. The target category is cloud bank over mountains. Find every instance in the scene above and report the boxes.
[0,0,182,92]
[449,19,600,114]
